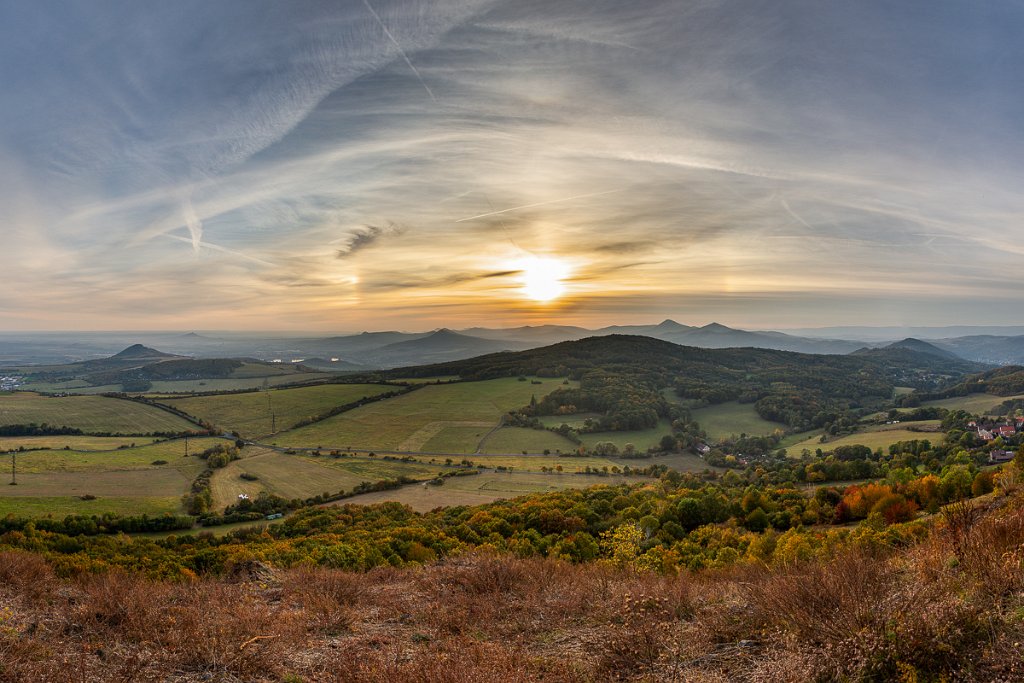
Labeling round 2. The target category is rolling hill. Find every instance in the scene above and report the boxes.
[383,334,984,432]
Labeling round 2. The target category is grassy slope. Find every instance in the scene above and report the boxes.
[0,393,196,434]
[275,377,571,452]
[159,383,394,438]
[922,393,1024,416]
[786,421,943,452]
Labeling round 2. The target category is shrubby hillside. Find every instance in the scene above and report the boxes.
[1,483,1023,681]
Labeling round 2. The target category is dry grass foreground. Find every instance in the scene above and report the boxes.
[3,498,1024,681]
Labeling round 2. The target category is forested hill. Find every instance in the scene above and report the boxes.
[390,334,980,387]
[385,335,983,432]
[923,364,1024,399]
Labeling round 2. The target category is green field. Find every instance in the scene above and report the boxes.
[480,427,579,454]
[787,421,944,453]
[0,392,198,434]
[0,438,222,518]
[538,413,603,430]
[275,377,572,452]
[336,471,637,512]
[535,415,676,453]
[921,393,1024,416]
[0,435,158,452]
[578,419,675,452]
[778,429,821,450]
[2,437,220,474]
[690,401,783,440]
[0,496,185,518]
[158,383,395,438]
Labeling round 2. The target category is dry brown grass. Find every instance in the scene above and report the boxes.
[4,498,1024,681]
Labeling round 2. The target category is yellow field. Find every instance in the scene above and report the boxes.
[787,421,944,453]
[335,472,636,512]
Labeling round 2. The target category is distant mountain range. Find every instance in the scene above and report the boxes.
[2,321,1024,369]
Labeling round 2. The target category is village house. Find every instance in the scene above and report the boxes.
[968,416,1022,442]
[990,449,1016,464]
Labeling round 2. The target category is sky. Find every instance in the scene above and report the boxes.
[1,0,1023,332]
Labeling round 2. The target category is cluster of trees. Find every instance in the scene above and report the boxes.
[0,512,194,537]
[197,442,241,468]
[525,369,667,431]
[0,423,84,437]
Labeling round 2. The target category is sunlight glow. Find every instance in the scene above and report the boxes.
[517,256,571,302]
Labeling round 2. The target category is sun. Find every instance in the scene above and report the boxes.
[517,256,570,302]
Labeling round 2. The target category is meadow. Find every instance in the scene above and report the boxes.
[536,416,676,452]
[275,377,572,452]
[0,435,158,451]
[479,426,579,454]
[158,383,395,438]
[0,392,197,434]
[0,495,185,518]
[2,437,220,473]
[578,418,676,452]
[689,401,783,440]
[0,437,222,517]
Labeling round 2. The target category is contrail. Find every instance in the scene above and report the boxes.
[780,197,815,231]
[362,0,436,102]
[455,189,625,223]
[161,233,277,267]
[181,197,203,251]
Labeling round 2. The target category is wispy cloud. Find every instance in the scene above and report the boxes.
[1,1,1023,330]
[335,223,405,258]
